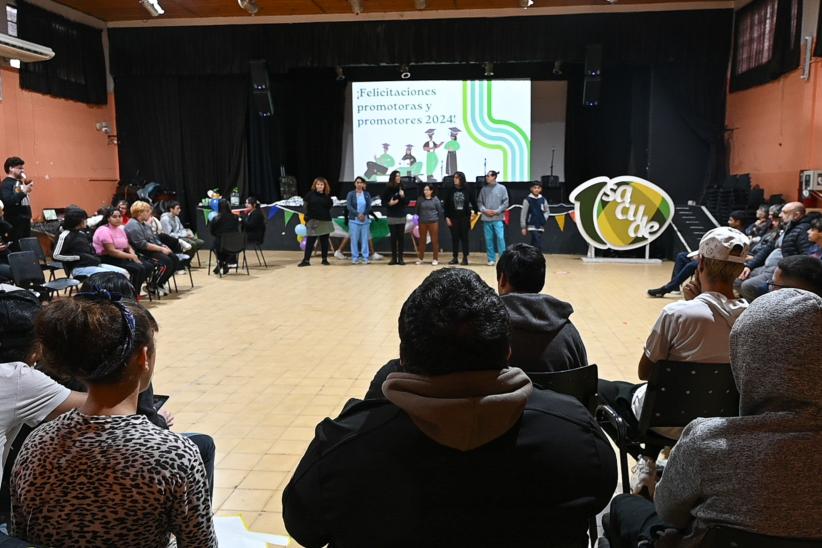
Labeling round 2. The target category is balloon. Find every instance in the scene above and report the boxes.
[412,226,420,239]
[207,211,217,222]
[299,239,307,250]
[294,224,307,237]
[412,214,420,226]
[406,213,413,220]
[297,235,304,243]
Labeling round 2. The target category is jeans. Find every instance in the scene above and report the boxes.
[483,221,506,262]
[183,433,216,501]
[349,221,371,261]
[662,255,698,292]
[71,264,130,278]
[527,229,544,250]
[740,267,775,302]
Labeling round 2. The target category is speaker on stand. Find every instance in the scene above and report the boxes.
[250,60,274,117]
[583,44,601,108]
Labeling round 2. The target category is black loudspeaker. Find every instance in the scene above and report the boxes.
[442,175,455,185]
[583,76,600,107]
[583,44,602,108]
[541,175,560,188]
[475,176,487,185]
[250,60,273,117]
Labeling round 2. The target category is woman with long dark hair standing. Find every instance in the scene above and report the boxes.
[299,177,334,267]
[443,171,476,265]
[382,170,407,265]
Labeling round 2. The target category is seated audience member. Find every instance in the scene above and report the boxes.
[161,200,204,257]
[243,197,266,246]
[0,290,84,525]
[116,199,131,224]
[92,207,154,295]
[807,215,822,258]
[647,211,746,298]
[599,227,750,497]
[605,289,822,547]
[210,199,240,275]
[497,243,588,372]
[745,205,770,240]
[53,207,130,279]
[740,202,819,301]
[284,268,617,548]
[11,294,216,547]
[0,201,14,282]
[125,200,180,295]
[770,255,822,297]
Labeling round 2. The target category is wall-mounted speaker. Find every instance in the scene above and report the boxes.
[250,60,273,117]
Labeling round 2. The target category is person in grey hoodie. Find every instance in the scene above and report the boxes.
[477,170,509,265]
[605,288,822,547]
[283,268,616,548]
[497,243,587,372]
[415,183,444,265]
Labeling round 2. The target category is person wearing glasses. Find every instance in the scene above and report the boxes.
[93,207,154,296]
[477,170,509,266]
[768,255,822,297]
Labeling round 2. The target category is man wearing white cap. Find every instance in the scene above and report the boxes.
[598,226,750,497]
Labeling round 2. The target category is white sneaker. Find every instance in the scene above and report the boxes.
[334,250,345,260]
[631,455,657,499]
[431,260,438,266]
[363,259,370,265]
[487,260,495,266]
[372,253,384,260]
[415,260,423,265]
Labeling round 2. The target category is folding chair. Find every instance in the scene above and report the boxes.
[249,240,268,268]
[8,251,80,299]
[170,253,194,292]
[596,361,739,494]
[18,237,62,281]
[207,231,249,277]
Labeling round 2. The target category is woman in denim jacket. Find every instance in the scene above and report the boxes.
[345,177,373,264]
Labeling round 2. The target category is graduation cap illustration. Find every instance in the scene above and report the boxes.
[424,128,436,135]
[449,127,462,134]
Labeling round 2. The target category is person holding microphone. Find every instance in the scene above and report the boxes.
[1,157,33,247]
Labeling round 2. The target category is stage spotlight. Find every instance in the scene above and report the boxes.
[237,0,259,15]
[400,64,411,79]
[139,0,164,17]
[519,0,534,7]
[552,60,563,76]
[415,0,427,8]
[484,62,494,77]
[336,66,346,81]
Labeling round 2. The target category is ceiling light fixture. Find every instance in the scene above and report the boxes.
[519,0,534,7]
[336,66,346,81]
[484,62,494,77]
[348,0,363,14]
[139,0,164,17]
[552,60,563,76]
[238,0,259,15]
[415,0,427,8]
[400,64,411,80]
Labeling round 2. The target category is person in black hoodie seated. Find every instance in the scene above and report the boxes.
[497,243,588,372]
[53,207,130,279]
[209,199,240,275]
[243,197,266,246]
[283,268,616,548]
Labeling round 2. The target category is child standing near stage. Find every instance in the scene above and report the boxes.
[520,182,549,250]
[415,184,444,265]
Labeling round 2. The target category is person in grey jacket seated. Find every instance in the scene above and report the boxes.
[604,288,822,547]
[160,201,204,258]
[497,243,588,372]
[124,201,180,296]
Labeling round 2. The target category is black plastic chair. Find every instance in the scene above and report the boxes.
[596,361,739,494]
[250,240,268,268]
[8,251,80,299]
[702,526,822,547]
[18,237,62,281]
[170,253,194,291]
[527,364,599,412]
[207,231,249,277]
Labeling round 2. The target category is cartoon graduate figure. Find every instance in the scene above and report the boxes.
[444,127,461,176]
[364,143,395,180]
[422,129,443,182]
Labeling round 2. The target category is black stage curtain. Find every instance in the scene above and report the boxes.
[108,11,731,77]
[114,75,249,224]
[730,0,802,92]
[816,8,822,57]
[17,1,107,105]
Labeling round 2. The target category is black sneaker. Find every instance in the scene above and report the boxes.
[321,259,330,265]
[461,257,469,265]
[298,261,310,267]
[448,258,459,265]
[397,258,405,265]
[647,287,667,298]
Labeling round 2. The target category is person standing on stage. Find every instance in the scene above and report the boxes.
[299,177,334,267]
[415,184,444,266]
[346,177,372,264]
[444,127,461,176]
[422,129,443,183]
[1,157,33,247]
[382,170,408,265]
[520,182,549,250]
[444,171,477,265]
[478,170,509,266]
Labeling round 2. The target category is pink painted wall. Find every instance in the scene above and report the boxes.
[0,68,119,220]
[726,57,822,201]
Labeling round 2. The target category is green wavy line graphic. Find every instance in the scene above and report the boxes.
[462,81,508,178]
[485,81,531,180]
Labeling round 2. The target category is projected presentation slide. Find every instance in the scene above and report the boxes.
[352,80,531,183]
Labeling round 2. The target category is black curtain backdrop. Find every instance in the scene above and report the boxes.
[17,0,107,105]
[816,8,822,57]
[109,10,733,219]
[730,0,803,92]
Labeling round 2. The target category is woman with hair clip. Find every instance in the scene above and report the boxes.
[10,294,217,547]
[92,207,155,296]
[382,170,408,265]
[299,177,334,267]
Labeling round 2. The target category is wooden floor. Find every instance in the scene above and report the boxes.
[149,251,675,542]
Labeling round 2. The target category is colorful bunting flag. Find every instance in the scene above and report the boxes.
[283,210,294,226]
[266,206,280,220]
[298,213,305,225]
[556,213,566,232]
